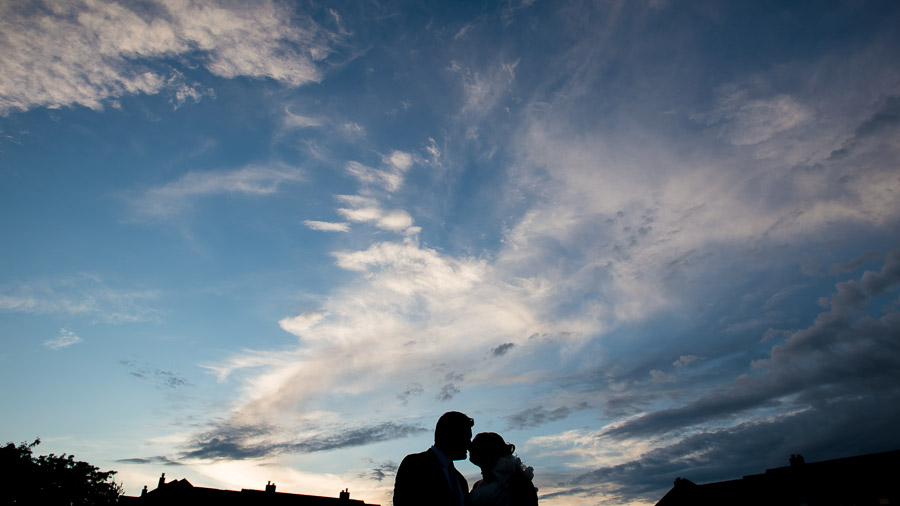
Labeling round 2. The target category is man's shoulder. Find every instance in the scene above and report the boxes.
[400,448,437,466]
[396,449,441,486]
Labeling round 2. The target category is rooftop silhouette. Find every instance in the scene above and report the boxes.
[655,449,900,506]
[119,473,380,506]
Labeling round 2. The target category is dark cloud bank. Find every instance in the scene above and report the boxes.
[116,455,183,466]
[506,404,587,430]
[566,400,900,504]
[554,251,900,504]
[181,421,427,461]
[120,421,427,464]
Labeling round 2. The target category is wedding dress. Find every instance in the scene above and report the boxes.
[470,455,538,506]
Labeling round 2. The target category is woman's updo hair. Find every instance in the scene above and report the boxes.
[469,432,515,467]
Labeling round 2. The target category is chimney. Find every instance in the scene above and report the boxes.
[266,481,276,493]
[340,488,350,500]
[158,473,166,489]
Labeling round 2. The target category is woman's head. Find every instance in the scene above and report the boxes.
[469,432,515,468]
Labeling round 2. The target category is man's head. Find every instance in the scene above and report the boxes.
[434,411,473,461]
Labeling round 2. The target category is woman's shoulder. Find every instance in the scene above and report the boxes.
[470,480,509,506]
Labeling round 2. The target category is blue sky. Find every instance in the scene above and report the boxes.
[2,0,899,504]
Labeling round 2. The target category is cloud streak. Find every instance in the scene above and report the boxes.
[345,150,414,193]
[0,273,158,323]
[43,328,83,350]
[303,220,350,232]
[184,421,426,460]
[134,165,304,217]
[116,455,183,466]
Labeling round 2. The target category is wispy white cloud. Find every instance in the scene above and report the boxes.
[304,148,420,237]
[278,312,327,336]
[697,86,811,146]
[345,162,399,192]
[173,82,216,110]
[334,195,416,233]
[303,220,349,232]
[0,273,158,323]
[341,122,366,137]
[284,107,323,129]
[0,0,334,113]
[424,137,441,163]
[43,328,83,350]
[386,151,414,172]
[330,240,484,292]
[344,150,415,192]
[499,66,900,326]
[448,59,519,114]
[198,235,575,448]
[134,165,304,217]
[201,348,295,383]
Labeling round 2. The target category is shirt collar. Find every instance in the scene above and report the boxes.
[431,445,452,469]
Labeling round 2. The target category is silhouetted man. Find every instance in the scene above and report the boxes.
[394,411,474,506]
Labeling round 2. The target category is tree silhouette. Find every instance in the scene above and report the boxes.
[1,438,122,505]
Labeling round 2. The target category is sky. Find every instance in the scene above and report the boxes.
[1,0,899,504]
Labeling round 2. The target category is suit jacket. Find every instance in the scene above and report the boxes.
[394,448,470,506]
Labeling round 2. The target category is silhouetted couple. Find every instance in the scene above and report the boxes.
[394,411,538,506]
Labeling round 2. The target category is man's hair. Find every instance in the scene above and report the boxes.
[434,411,474,446]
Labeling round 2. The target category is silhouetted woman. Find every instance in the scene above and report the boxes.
[468,432,538,506]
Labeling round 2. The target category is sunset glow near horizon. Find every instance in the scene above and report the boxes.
[2,1,900,505]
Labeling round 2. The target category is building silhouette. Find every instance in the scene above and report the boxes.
[655,449,900,506]
[120,473,380,506]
